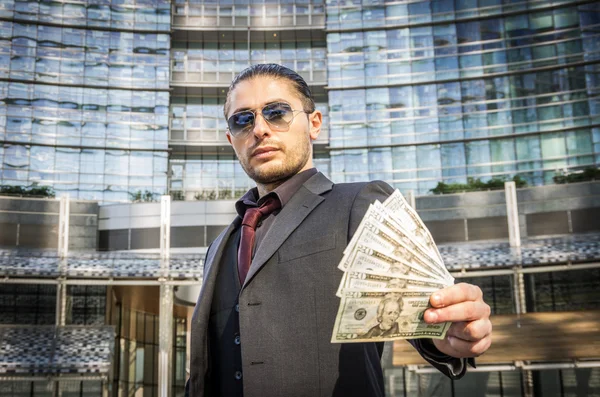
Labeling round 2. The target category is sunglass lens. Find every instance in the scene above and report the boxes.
[228,111,254,135]
[262,103,293,128]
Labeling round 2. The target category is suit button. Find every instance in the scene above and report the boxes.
[235,304,239,312]
[235,371,242,380]
[234,335,240,345]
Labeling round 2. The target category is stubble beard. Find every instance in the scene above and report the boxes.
[239,135,312,185]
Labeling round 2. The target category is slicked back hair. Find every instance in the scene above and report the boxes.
[223,63,316,119]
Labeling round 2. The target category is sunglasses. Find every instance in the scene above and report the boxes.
[227,102,310,137]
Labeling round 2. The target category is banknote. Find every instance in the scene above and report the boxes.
[373,201,453,282]
[344,203,453,283]
[336,271,442,298]
[341,208,445,280]
[332,189,453,344]
[331,291,451,342]
[340,219,444,281]
[382,190,444,264]
[338,244,449,289]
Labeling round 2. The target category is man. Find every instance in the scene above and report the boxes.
[360,297,402,338]
[188,64,492,397]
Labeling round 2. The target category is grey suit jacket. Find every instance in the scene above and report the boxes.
[188,173,460,397]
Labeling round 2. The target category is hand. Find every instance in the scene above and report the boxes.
[424,283,492,358]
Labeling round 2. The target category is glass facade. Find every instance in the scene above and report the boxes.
[525,267,600,312]
[172,0,325,29]
[386,367,600,397]
[326,2,600,194]
[1,0,170,203]
[0,0,170,31]
[385,368,524,397]
[171,30,327,85]
[112,305,187,397]
[0,22,170,88]
[3,0,598,200]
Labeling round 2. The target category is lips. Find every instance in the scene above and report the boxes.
[251,146,279,158]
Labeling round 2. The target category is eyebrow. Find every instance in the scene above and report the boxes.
[230,99,291,116]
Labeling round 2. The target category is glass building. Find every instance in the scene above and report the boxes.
[325,1,600,194]
[0,0,171,203]
[2,0,598,201]
[1,1,600,397]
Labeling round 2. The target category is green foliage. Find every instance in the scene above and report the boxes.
[170,191,185,201]
[430,176,527,195]
[129,190,157,202]
[194,190,217,200]
[553,167,600,184]
[0,185,55,198]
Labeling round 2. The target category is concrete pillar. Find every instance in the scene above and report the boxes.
[56,281,67,326]
[160,195,171,261]
[55,276,67,397]
[58,195,70,258]
[102,379,109,397]
[513,269,527,316]
[504,182,521,247]
[158,284,174,397]
[388,374,395,397]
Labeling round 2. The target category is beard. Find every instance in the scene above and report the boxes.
[238,135,312,185]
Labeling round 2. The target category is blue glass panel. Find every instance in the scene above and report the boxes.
[466,140,491,178]
[441,143,466,182]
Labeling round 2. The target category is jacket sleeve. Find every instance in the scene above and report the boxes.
[348,180,472,379]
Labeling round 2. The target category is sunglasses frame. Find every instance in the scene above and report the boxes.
[226,101,311,138]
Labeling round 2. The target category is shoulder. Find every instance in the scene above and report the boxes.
[332,180,394,202]
[329,181,394,215]
[331,180,395,240]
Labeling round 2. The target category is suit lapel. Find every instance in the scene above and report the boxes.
[195,217,241,319]
[242,172,333,289]
[202,216,241,284]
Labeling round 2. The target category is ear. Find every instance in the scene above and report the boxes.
[308,110,322,141]
[226,130,232,145]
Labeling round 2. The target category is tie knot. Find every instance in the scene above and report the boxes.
[242,196,281,230]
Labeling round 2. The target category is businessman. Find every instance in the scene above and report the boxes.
[187,64,492,397]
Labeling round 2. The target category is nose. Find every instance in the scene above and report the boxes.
[252,111,272,139]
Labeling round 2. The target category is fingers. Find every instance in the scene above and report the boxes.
[424,300,491,324]
[430,283,483,308]
[446,319,493,342]
[439,333,492,358]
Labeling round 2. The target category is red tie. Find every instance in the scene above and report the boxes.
[238,196,281,284]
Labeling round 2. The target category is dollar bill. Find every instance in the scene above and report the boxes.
[339,244,449,289]
[336,271,443,298]
[341,211,444,281]
[344,204,453,283]
[382,190,444,265]
[340,220,444,282]
[331,290,451,342]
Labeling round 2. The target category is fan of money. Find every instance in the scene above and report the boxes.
[331,190,454,343]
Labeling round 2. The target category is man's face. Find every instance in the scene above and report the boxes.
[379,300,400,331]
[225,77,321,185]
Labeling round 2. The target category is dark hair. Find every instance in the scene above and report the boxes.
[223,63,316,118]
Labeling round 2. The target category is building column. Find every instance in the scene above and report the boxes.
[160,195,171,261]
[58,195,70,258]
[504,182,521,248]
[158,283,174,397]
[54,281,66,397]
[513,268,532,397]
